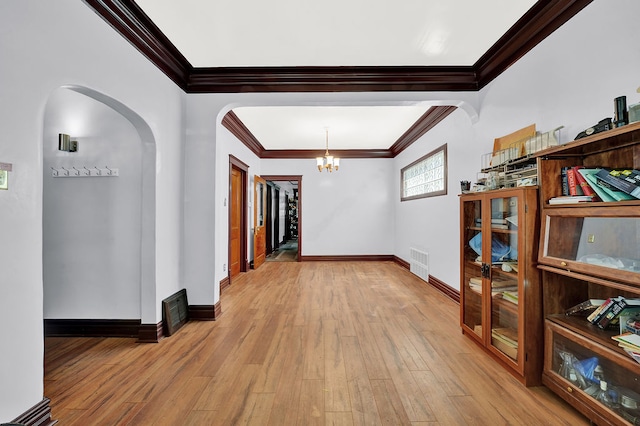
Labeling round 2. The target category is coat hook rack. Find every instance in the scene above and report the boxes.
[51,166,119,178]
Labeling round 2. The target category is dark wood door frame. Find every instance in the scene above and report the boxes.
[265,183,273,256]
[261,175,302,262]
[273,187,280,250]
[229,155,249,283]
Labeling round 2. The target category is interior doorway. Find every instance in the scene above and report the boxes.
[262,175,301,262]
[229,156,248,284]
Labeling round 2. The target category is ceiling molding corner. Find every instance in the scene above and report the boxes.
[222,111,265,157]
[83,0,191,90]
[475,0,593,88]
[389,106,457,157]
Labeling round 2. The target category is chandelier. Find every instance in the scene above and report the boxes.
[316,128,340,172]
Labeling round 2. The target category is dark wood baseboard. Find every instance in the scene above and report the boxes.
[138,322,164,343]
[428,275,460,304]
[393,256,460,303]
[44,319,141,338]
[12,397,57,426]
[220,275,230,293]
[393,255,410,270]
[301,254,395,262]
[189,302,221,321]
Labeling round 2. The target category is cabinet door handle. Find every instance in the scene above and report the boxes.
[560,261,567,267]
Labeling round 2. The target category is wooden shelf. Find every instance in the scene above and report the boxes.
[460,187,542,386]
[538,121,640,425]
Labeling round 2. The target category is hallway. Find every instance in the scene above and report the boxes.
[266,239,298,262]
[44,261,587,425]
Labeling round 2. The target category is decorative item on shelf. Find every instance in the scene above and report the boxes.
[460,180,471,193]
[316,128,340,173]
[614,95,629,128]
[575,118,613,140]
[630,102,640,123]
[490,124,536,167]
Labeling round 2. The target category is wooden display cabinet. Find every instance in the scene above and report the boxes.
[535,122,640,425]
[460,186,543,386]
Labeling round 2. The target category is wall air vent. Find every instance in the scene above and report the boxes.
[409,248,429,283]
[162,289,189,336]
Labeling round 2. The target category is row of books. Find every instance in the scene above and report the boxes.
[612,332,640,365]
[585,297,640,330]
[468,276,518,299]
[492,327,518,360]
[549,166,640,204]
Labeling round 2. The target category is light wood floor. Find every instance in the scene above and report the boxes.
[45,261,589,425]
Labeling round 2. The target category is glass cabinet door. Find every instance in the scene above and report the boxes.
[461,196,483,339]
[488,195,520,361]
[540,207,640,286]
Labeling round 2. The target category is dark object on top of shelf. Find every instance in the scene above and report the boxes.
[575,118,613,140]
[614,96,629,128]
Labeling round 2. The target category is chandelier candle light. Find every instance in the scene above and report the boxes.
[316,128,340,172]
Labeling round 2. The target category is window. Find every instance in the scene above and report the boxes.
[401,144,447,201]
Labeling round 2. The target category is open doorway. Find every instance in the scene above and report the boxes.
[262,175,301,262]
[229,155,249,285]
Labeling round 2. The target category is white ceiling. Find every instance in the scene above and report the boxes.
[233,105,437,150]
[136,0,537,150]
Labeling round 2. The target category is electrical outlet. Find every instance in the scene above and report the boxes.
[223,263,226,271]
[587,234,595,243]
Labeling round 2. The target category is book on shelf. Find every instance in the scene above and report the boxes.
[500,290,518,305]
[491,279,518,288]
[622,313,640,336]
[578,169,617,202]
[585,171,635,201]
[491,328,518,359]
[572,166,600,201]
[566,167,584,196]
[587,297,640,329]
[548,195,594,205]
[597,300,640,330]
[587,298,616,323]
[560,166,570,196]
[595,168,640,199]
[565,299,606,316]
[612,332,640,351]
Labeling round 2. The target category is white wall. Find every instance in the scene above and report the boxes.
[0,0,184,420]
[394,108,478,288]
[43,88,142,319]
[182,92,476,305]
[3,0,639,422]
[261,158,396,255]
[393,0,640,291]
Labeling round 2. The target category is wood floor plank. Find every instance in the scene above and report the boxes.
[369,323,436,422]
[370,379,413,426]
[296,379,325,426]
[44,261,590,426]
[341,336,382,426]
[324,319,351,412]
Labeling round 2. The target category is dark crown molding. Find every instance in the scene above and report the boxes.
[475,0,593,89]
[84,0,592,93]
[389,106,457,157]
[83,0,191,90]
[222,106,457,159]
